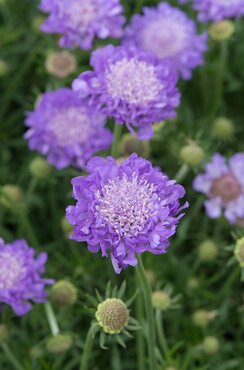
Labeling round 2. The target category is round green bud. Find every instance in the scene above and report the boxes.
[180,144,205,167]
[192,310,209,328]
[209,20,234,42]
[61,217,73,235]
[152,290,171,311]
[212,117,235,140]
[187,277,199,291]
[46,334,73,354]
[234,237,244,268]
[203,336,220,355]
[29,157,52,179]
[29,345,43,359]
[95,298,129,334]
[0,60,8,77]
[51,280,78,307]
[121,133,150,157]
[0,185,23,208]
[198,240,218,262]
[0,324,9,344]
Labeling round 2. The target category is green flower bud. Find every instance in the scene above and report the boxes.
[0,324,9,344]
[29,346,43,359]
[46,334,73,354]
[152,290,171,311]
[61,216,73,235]
[95,298,129,334]
[187,277,199,291]
[192,310,210,328]
[180,144,205,167]
[31,16,45,32]
[234,237,244,268]
[0,60,9,77]
[212,117,235,140]
[29,157,52,179]
[209,20,234,42]
[0,185,24,208]
[203,336,220,355]
[121,133,150,157]
[51,280,78,307]
[198,240,218,262]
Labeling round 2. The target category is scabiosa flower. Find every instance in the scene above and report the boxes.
[193,0,244,22]
[66,154,188,273]
[39,0,125,50]
[24,88,112,170]
[72,45,180,139]
[122,3,207,80]
[193,153,244,225]
[0,238,53,316]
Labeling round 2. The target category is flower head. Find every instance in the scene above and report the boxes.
[0,238,53,316]
[45,51,77,78]
[24,88,112,170]
[66,154,188,273]
[39,0,125,49]
[72,45,180,139]
[96,298,129,334]
[193,0,244,22]
[123,3,208,80]
[193,153,244,225]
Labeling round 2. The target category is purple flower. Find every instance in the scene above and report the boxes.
[0,238,53,316]
[122,3,208,80]
[193,0,244,22]
[39,0,125,49]
[66,154,188,273]
[193,153,244,225]
[72,45,180,140]
[24,88,112,170]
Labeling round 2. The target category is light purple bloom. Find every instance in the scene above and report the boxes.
[72,45,180,140]
[193,0,244,22]
[39,0,125,49]
[0,238,53,316]
[193,153,244,225]
[123,3,208,80]
[24,88,112,170]
[66,154,188,273]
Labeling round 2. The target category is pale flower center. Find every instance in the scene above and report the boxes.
[141,19,187,59]
[0,252,25,289]
[95,173,159,237]
[210,173,241,204]
[49,107,90,147]
[61,0,97,31]
[105,58,162,105]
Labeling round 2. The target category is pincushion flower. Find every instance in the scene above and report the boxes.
[72,45,180,140]
[66,154,188,273]
[123,3,208,80]
[193,0,244,22]
[193,153,244,225]
[24,88,112,170]
[0,238,53,316]
[39,0,125,50]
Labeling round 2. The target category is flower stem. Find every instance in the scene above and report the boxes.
[44,301,60,336]
[111,123,122,158]
[174,164,189,183]
[80,323,100,370]
[1,343,25,370]
[136,255,157,370]
[135,275,146,370]
[155,309,169,361]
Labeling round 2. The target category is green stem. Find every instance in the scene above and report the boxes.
[1,343,25,370]
[111,123,122,158]
[174,164,189,183]
[135,275,146,370]
[80,323,100,370]
[155,309,169,360]
[136,255,157,370]
[44,301,60,336]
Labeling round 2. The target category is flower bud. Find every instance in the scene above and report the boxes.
[0,324,9,344]
[121,133,150,157]
[32,16,45,32]
[0,60,8,77]
[209,20,234,42]
[198,240,218,262]
[29,345,43,359]
[192,309,210,328]
[234,237,244,268]
[45,51,77,79]
[95,298,129,334]
[51,280,78,307]
[202,336,220,355]
[0,185,23,208]
[187,277,199,291]
[46,334,73,354]
[61,216,73,236]
[180,144,205,167]
[212,117,235,140]
[29,157,52,179]
[152,290,171,311]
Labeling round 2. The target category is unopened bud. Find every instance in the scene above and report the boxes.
[209,20,234,41]
[0,185,23,208]
[152,290,171,311]
[45,51,77,79]
[29,157,52,179]
[121,133,150,157]
[46,334,73,354]
[234,237,244,268]
[203,336,220,355]
[187,277,199,291]
[61,217,73,235]
[180,144,204,167]
[212,117,234,140]
[96,298,129,334]
[51,280,78,307]
[32,16,45,32]
[198,240,218,262]
[192,309,210,328]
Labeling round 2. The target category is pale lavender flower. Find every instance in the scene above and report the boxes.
[66,154,188,273]
[0,238,53,316]
[193,153,244,225]
[193,0,244,22]
[24,88,112,170]
[72,45,180,140]
[39,0,125,49]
